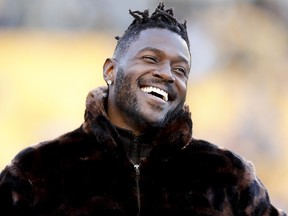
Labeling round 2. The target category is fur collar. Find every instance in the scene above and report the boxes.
[82,87,193,151]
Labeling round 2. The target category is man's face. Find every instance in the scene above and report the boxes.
[108,28,191,132]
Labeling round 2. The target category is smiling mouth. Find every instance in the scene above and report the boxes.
[141,86,168,102]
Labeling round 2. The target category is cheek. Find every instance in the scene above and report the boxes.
[122,67,140,83]
[176,78,188,98]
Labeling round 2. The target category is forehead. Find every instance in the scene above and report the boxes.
[126,28,190,63]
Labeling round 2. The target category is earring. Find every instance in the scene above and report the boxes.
[107,80,112,85]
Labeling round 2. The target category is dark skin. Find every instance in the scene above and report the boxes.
[103,28,191,135]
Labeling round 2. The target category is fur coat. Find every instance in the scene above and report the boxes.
[0,87,286,216]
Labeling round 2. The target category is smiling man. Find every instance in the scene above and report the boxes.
[105,28,190,134]
[0,3,286,216]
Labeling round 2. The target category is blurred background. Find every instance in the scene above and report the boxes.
[0,0,287,211]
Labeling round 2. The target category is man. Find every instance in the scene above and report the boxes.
[0,3,286,216]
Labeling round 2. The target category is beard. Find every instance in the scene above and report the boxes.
[113,67,184,130]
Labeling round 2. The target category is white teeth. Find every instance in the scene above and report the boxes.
[141,86,168,102]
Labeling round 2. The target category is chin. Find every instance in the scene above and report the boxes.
[144,114,168,128]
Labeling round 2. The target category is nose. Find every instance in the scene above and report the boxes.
[152,63,175,83]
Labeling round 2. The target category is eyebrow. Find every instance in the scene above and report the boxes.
[138,47,190,66]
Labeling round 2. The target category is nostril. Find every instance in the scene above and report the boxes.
[168,77,175,83]
[153,73,162,79]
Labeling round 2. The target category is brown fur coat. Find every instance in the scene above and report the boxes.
[0,87,286,216]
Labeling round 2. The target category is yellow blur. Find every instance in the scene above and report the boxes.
[0,31,113,167]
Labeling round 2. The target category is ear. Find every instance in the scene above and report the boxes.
[103,58,117,84]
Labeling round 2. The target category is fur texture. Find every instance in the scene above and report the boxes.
[0,87,286,216]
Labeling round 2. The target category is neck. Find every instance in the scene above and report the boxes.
[107,99,146,136]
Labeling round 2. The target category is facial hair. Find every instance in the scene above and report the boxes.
[113,66,184,130]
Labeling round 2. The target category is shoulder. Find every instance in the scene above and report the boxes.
[185,138,250,166]
[10,126,95,173]
[182,138,258,187]
[183,140,287,215]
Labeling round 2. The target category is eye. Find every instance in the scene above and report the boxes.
[173,67,187,76]
[143,56,158,63]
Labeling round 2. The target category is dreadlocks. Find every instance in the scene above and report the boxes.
[113,2,190,60]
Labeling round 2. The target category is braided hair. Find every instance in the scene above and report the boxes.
[113,2,190,60]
